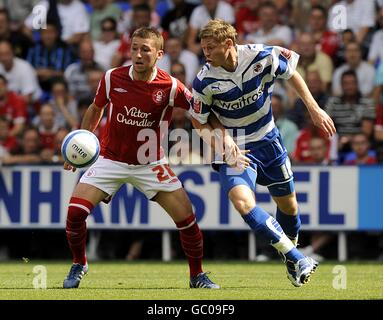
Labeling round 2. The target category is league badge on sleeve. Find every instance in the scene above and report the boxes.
[193,98,202,114]
[184,87,193,102]
[280,47,292,59]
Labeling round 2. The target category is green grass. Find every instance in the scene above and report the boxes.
[0,261,382,300]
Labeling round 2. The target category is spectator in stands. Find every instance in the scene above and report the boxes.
[64,39,103,101]
[326,70,375,154]
[0,0,39,30]
[0,116,18,157]
[93,17,120,70]
[235,0,259,44]
[343,132,377,165]
[327,0,375,45]
[332,41,376,97]
[0,8,33,59]
[157,36,200,87]
[368,7,383,67]
[0,40,42,105]
[308,5,340,60]
[333,29,356,68]
[289,70,328,129]
[84,68,104,101]
[24,0,90,46]
[118,0,160,35]
[295,32,334,90]
[27,22,76,92]
[291,0,333,33]
[49,77,79,130]
[161,0,197,45]
[32,103,59,150]
[187,0,235,57]
[112,3,153,67]
[245,1,293,47]
[40,127,69,163]
[307,136,331,165]
[293,109,334,164]
[0,126,42,164]
[0,74,27,137]
[88,0,122,42]
[272,94,299,155]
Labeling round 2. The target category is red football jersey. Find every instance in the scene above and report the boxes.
[0,92,27,126]
[93,66,192,164]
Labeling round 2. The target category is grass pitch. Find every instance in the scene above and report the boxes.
[0,261,382,300]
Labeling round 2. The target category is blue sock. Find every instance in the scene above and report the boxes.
[243,207,304,262]
[276,207,301,242]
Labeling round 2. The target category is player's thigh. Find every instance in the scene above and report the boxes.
[71,182,109,207]
[153,188,193,222]
[272,191,298,215]
[228,185,256,215]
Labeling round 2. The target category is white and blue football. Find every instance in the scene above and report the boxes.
[61,129,100,168]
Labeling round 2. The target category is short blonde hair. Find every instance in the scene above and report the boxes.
[199,19,237,44]
[132,27,164,50]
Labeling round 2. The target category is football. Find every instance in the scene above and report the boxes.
[61,129,100,168]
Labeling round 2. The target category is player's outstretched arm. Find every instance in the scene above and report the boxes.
[287,71,336,137]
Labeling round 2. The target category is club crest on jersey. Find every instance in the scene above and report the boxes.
[253,63,264,74]
[152,89,166,104]
[193,98,202,113]
[280,48,292,59]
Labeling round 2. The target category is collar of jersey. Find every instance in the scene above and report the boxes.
[129,65,157,82]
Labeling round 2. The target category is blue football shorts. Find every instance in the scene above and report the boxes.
[217,134,295,197]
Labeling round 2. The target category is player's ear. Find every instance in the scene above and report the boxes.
[156,49,164,60]
[225,39,234,49]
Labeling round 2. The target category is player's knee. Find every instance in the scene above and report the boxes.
[278,200,299,215]
[231,198,256,215]
[67,197,93,223]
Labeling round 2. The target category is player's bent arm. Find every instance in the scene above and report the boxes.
[63,102,105,172]
[81,102,105,132]
[191,114,249,167]
[190,116,221,154]
[287,71,336,137]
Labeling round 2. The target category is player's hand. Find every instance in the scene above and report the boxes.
[309,108,336,137]
[223,136,250,171]
[63,161,76,172]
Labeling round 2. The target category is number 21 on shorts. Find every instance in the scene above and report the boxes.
[152,164,178,183]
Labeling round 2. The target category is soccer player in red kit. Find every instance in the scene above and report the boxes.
[62,27,219,289]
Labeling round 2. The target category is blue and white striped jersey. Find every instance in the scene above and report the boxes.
[191,44,299,146]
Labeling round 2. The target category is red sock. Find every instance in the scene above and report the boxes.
[66,197,93,265]
[176,214,203,278]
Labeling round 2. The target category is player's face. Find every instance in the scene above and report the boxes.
[131,37,163,73]
[201,37,229,67]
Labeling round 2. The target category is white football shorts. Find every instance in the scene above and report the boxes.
[79,156,182,200]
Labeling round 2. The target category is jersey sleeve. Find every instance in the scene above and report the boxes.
[173,79,192,110]
[93,72,108,108]
[189,75,213,124]
[270,46,300,80]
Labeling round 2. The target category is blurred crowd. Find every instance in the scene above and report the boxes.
[0,0,383,167]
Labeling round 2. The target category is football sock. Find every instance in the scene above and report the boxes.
[243,206,304,262]
[276,207,301,246]
[176,214,203,278]
[66,197,93,265]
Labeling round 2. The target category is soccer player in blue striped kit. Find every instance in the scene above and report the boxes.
[191,19,336,287]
